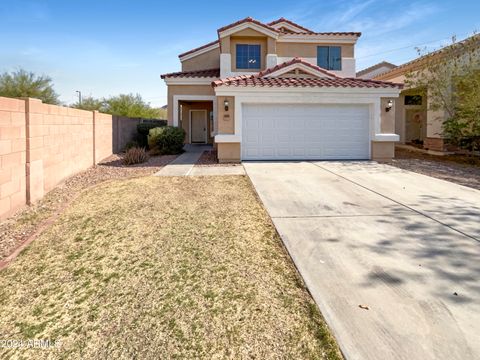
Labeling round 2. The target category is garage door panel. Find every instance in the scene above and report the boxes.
[242,104,370,160]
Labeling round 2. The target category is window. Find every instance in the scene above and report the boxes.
[236,44,261,69]
[405,95,422,105]
[317,46,342,70]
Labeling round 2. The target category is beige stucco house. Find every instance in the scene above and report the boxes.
[373,34,480,151]
[161,17,402,162]
[373,58,443,151]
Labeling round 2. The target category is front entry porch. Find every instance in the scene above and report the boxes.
[395,91,446,152]
[177,100,215,145]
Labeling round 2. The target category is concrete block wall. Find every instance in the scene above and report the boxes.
[112,116,138,153]
[94,111,113,163]
[0,97,114,220]
[0,97,27,218]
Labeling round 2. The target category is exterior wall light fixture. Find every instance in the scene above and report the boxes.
[385,100,393,112]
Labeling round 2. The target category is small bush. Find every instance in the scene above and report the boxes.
[137,121,167,148]
[155,126,186,155]
[125,140,139,150]
[123,147,148,165]
[137,122,161,136]
[147,127,164,150]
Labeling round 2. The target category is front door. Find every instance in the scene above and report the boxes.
[190,110,207,143]
[405,109,426,143]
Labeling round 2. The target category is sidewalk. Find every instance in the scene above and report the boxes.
[154,145,245,177]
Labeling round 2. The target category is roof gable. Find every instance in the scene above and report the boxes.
[268,18,314,34]
[217,17,279,39]
[258,58,338,79]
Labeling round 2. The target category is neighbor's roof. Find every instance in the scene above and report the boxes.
[258,57,338,78]
[374,33,480,80]
[160,68,220,79]
[356,61,397,77]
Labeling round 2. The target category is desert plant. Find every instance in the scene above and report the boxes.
[122,147,148,165]
[155,126,186,155]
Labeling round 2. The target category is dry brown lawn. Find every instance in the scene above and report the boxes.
[0,176,341,359]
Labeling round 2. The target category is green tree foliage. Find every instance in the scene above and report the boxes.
[103,93,160,118]
[406,34,480,152]
[0,69,60,104]
[73,93,162,119]
[72,96,103,111]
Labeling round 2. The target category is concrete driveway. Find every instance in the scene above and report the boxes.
[244,161,480,360]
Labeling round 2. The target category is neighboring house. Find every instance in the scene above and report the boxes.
[373,34,480,152]
[357,61,397,79]
[161,17,402,162]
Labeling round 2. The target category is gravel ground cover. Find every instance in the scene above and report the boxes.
[388,148,480,190]
[196,150,242,167]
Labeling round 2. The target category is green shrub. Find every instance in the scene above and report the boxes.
[125,140,139,150]
[155,126,185,155]
[137,121,167,148]
[122,147,148,165]
[147,127,164,150]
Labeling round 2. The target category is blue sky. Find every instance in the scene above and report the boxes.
[1,0,479,107]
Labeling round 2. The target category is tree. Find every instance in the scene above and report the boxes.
[0,69,60,104]
[72,93,163,119]
[72,96,103,111]
[103,93,160,119]
[405,34,480,152]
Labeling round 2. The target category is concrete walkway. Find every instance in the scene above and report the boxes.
[244,161,480,360]
[154,145,245,176]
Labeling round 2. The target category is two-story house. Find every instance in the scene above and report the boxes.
[161,17,402,162]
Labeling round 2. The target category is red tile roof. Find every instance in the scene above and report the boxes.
[374,33,480,80]
[178,40,219,58]
[286,31,362,36]
[178,18,360,59]
[258,57,339,78]
[212,74,403,89]
[217,16,279,35]
[161,68,220,79]
[267,17,315,33]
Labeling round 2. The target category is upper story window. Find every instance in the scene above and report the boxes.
[236,44,261,70]
[317,46,342,71]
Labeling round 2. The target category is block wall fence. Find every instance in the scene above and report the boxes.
[0,97,114,220]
